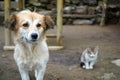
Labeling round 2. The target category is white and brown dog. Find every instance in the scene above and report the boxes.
[4,10,54,80]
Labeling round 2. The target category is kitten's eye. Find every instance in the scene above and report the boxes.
[23,22,29,27]
[36,23,41,27]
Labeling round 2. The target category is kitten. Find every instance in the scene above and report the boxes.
[80,46,99,69]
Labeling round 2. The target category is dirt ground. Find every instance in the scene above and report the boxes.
[0,24,120,80]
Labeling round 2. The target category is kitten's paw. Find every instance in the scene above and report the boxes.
[83,65,85,68]
[85,67,90,69]
[89,66,93,69]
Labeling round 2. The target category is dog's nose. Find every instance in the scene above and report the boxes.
[31,33,38,40]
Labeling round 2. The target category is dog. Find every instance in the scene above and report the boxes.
[4,10,54,80]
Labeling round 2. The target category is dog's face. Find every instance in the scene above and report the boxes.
[4,10,54,43]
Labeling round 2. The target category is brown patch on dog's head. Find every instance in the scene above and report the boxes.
[4,11,54,31]
[4,14,17,31]
[44,15,54,30]
[4,10,55,38]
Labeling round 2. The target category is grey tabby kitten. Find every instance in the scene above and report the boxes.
[80,46,99,69]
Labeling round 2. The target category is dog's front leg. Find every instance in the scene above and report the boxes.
[35,65,46,80]
[18,66,30,80]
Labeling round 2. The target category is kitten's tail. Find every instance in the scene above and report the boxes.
[80,62,85,68]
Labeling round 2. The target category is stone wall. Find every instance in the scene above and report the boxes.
[0,0,119,25]
[27,0,100,25]
[27,0,98,11]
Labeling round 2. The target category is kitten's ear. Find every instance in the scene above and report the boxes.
[94,46,99,53]
[83,48,90,53]
[87,48,92,52]
[86,48,90,51]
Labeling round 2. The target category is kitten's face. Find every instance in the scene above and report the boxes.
[87,48,96,58]
[87,46,99,59]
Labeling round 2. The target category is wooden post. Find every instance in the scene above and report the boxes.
[4,0,11,46]
[100,0,107,26]
[18,0,24,10]
[56,0,63,46]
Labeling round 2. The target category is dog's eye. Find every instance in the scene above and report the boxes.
[23,23,29,27]
[36,23,41,27]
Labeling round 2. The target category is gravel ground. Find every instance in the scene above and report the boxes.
[0,25,120,80]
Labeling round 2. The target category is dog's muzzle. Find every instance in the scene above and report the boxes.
[30,33,38,41]
[24,32,39,42]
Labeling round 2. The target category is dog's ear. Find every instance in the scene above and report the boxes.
[4,14,16,31]
[45,16,54,30]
